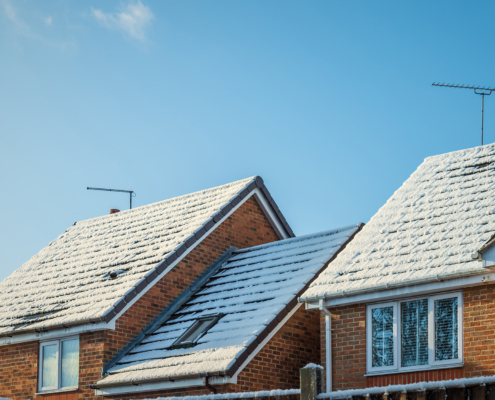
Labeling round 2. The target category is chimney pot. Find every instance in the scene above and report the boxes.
[110,209,120,214]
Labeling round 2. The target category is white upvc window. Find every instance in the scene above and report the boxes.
[39,337,79,392]
[366,292,463,374]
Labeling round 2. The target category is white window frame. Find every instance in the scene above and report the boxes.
[366,292,463,374]
[38,336,79,393]
[429,292,463,367]
[366,302,398,373]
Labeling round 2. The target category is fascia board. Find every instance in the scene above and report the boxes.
[304,272,495,309]
[95,376,234,397]
[0,320,114,346]
[252,189,290,239]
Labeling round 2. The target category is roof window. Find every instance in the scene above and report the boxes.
[173,315,222,348]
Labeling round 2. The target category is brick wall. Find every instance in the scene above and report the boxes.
[106,305,319,399]
[326,283,495,390]
[0,196,280,400]
[234,304,320,392]
[0,341,38,400]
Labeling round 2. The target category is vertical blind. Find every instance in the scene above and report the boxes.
[401,299,428,367]
[371,306,394,367]
[435,297,458,361]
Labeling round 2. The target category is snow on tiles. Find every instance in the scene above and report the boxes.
[96,225,361,385]
[300,144,495,302]
[0,177,257,335]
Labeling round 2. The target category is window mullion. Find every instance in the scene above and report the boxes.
[57,340,61,390]
[395,301,399,370]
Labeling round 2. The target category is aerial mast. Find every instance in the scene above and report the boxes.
[432,83,495,145]
[87,187,136,209]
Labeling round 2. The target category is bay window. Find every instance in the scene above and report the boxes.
[366,293,462,374]
[39,337,79,392]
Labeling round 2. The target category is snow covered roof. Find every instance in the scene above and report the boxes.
[300,144,495,302]
[94,225,361,388]
[0,176,293,337]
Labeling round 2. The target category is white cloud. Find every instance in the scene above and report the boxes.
[92,1,154,41]
[1,0,27,29]
[0,0,74,50]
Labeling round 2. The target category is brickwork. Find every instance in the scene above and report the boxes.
[0,341,38,400]
[326,283,495,390]
[106,305,319,399]
[0,196,280,400]
[234,305,320,392]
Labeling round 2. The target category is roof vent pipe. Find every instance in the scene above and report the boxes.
[110,209,120,214]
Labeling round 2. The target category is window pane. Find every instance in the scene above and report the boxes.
[181,319,213,343]
[61,339,79,387]
[42,344,58,388]
[371,306,394,367]
[435,297,458,361]
[401,299,428,367]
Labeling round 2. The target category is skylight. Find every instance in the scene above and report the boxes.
[173,315,222,347]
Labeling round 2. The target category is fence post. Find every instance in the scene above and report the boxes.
[300,364,324,400]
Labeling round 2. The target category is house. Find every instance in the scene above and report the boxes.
[90,224,362,399]
[0,176,294,400]
[300,144,495,398]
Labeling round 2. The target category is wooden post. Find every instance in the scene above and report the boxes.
[400,392,407,400]
[300,364,324,400]
[432,389,446,400]
[383,392,389,400]
[446,387,465,400]
[473,386,486,400]
[417,391,426,400]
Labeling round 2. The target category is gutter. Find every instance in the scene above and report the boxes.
[90,371,228,390]
[301,269,487,304]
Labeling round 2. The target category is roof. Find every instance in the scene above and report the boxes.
[94,224,362,388]
[300,144,495,302]
[0,176,293,337]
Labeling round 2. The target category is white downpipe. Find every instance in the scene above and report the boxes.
[319,299,332,393]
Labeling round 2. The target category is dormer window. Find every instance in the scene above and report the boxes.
[173,315,222,347]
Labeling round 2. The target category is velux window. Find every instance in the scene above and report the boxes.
[173,315,222,348]
[39,337,79,392]
[366,293,462,373]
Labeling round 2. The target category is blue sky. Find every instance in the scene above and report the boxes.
[1,0,494,282]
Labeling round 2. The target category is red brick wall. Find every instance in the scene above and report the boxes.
[0,196,280,400]
[234,304,320,392]
[0,341,38,400]
[106,305,319,399]
[326,284,495,390]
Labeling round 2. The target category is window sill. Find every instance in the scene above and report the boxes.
[365,363,464,376]
[36,387,79,395]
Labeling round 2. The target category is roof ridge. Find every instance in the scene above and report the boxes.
[423,142,495,163]
[74,176,257,226]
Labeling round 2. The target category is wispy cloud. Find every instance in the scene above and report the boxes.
[92,1,153,41]
[1,0,27,29]
[0,0,75,50]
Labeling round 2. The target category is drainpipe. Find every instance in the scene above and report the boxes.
[319,299,332,393]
